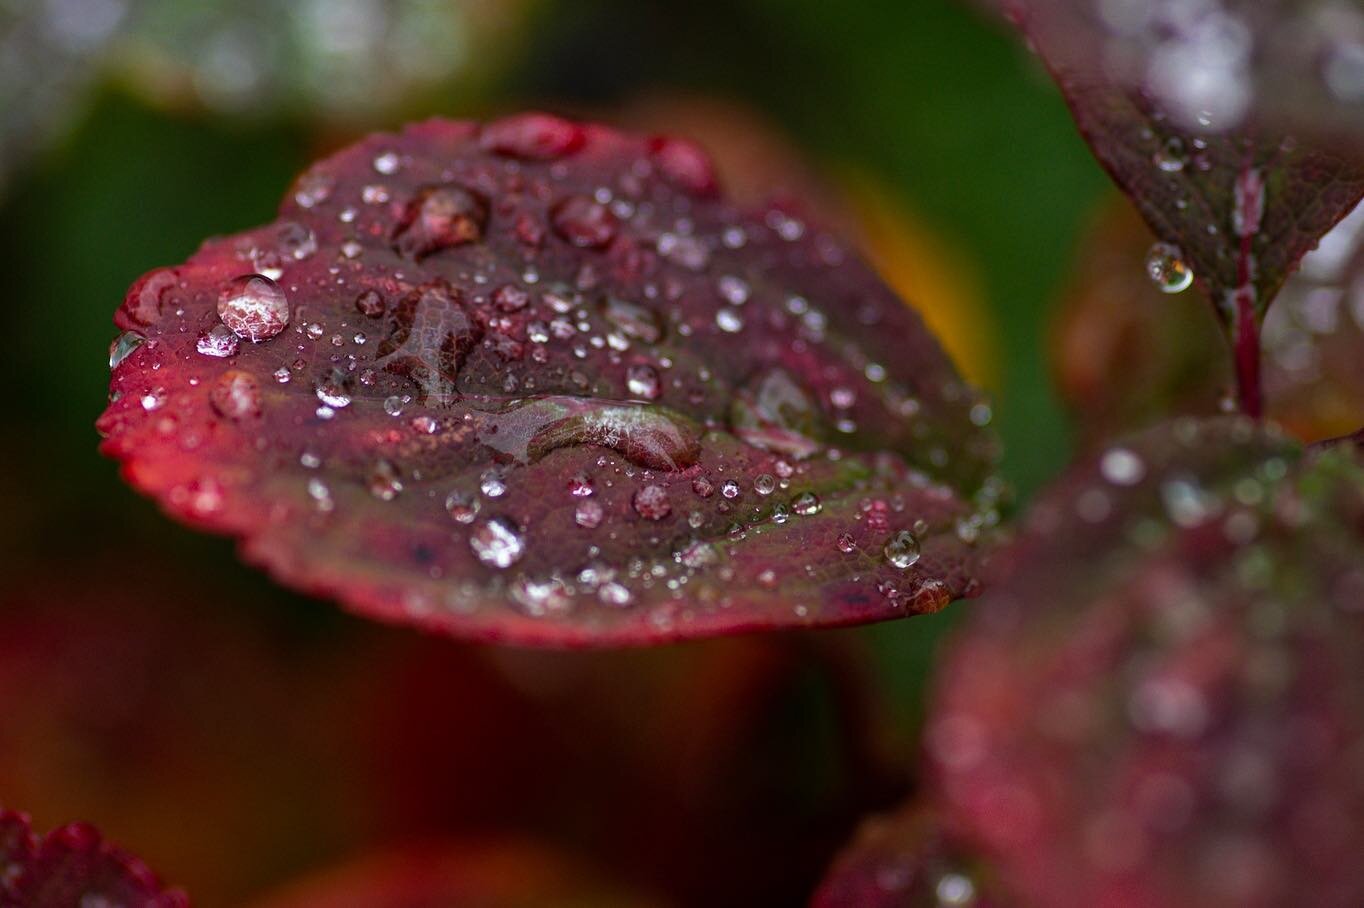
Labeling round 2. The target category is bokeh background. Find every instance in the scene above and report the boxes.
[0,1,1115,905]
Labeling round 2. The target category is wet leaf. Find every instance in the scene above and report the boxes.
[1054,198,1364,445]
[923,417,1364,907]
[98,114,1001,647]
[0,809,186,907]
[995,0,1364,401]
[812,804,1003,908]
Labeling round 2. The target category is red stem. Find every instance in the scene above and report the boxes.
[1233,292,1262,420]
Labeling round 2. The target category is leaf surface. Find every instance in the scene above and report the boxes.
[0,810,186,908]
[922,417,1364,907]
[98,114,1002,647]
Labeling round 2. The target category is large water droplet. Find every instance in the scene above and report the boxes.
[1146,243,1194,294]
[730,368,826,459]
[480,397,701,472]
[108,331,144,369]
[218,274,290,342]
[196,323,240,358]
[883,530,921,570]
[392,184,488,260]
[469,516,525,569]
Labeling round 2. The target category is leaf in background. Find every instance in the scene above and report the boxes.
[241,840,653,908]
[98,114,1002,647]
[812,804,1004,908]
[992,0,1364,412]
[917,417,1364,907]
[0,810,186,907]
[1054,198,1364,445]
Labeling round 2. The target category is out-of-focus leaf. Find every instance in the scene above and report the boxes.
[0,809,187,907]
[98,113,1003,647]
[0,0,530,197]
[1054,198,1364,445]
[922,417,1364,907]
[991,0,1364,413]
[812,803,1003,908]
[240,840,654,908]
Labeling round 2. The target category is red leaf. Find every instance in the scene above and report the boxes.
[1054,198,1364,445]
[97,115,1001,647]
[996,1,1364,413]
[812,804,1003,908]
[0,810,186,907]
[922,417,1364,907]
[240,840,652,908]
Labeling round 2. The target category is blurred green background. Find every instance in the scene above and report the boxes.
[0,0,1109,904]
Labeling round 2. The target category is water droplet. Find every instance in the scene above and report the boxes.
[575,499,605,528]
[1100,447,1146,486]
[883,530,921,570]
[602,297,664,343]
[480,471,507,498]
[792,491,822,515]
[721,480,741,499]
[367,459,403,500]
[717,274,750,305]
[552,195,618,248]
[1153,137,1187,173]
[293,171,334,208]
[196,324,240,358]
[692,476,715,498]
[633,484,672,520]
[626,364,662,400]
[836,532,856,553]
[754,474,776,496]
[1146,243,1194,294]
[372,151,401,174]
[210,370,261,420]
[108,331,144,369]
[218,274,290,342]
[469,516,525,569]
[355,289,386,318]
[715,307,744,333]
[445,490,481,524]
[480,398,701,472]
[315,374,352,408]
[383,395,408,417]
[393,184,488,260]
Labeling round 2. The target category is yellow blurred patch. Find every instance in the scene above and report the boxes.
[838,173,997,390]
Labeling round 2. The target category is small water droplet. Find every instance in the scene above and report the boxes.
[480,471,507,498]
[355,289,386,318]
[836,532,856,553]
[626,364,662,400]
[469,516,525,569]
[883,530,921,570]
[445,490,481,524]
[1153,137,1187,173]
[1146,243,1194,294]
[1101,447,1146,486]
[210,370,261,420]
[792,491,822,515]
[315,375,352,408]
[754,474,776,496]
[372,151,401,174]
[575,499,605,528]
[721,480,741,499]
[552,195,618,248]
[715,307,744,333]
[633,484,672,520]
[367,459,403,500]
[196,323,240,358]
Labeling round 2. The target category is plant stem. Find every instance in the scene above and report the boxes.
[1233,292,1263,419]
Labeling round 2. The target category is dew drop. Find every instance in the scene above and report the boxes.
[1100,447,1146,486]
[575,499,605,529]
[355,289,386,318]
[315,375,352,408]
[721,480,741,499]
[445,490,481,524]
[196,323,240,358]
[552,195,618,248]
[633,484,672,520]
[367,459,403,500]
[792,491,822,516]
[883,530,921,570]
[469,517,525,569]
[108,331,144,369]
[210,370,261,421]
[1146,243,1194,294]
[626,364,662,400]
[836,532,856,553]
[715,307,744,333]
[218,274,290,342]
[754,474,776,496]
[480,471,508,498]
